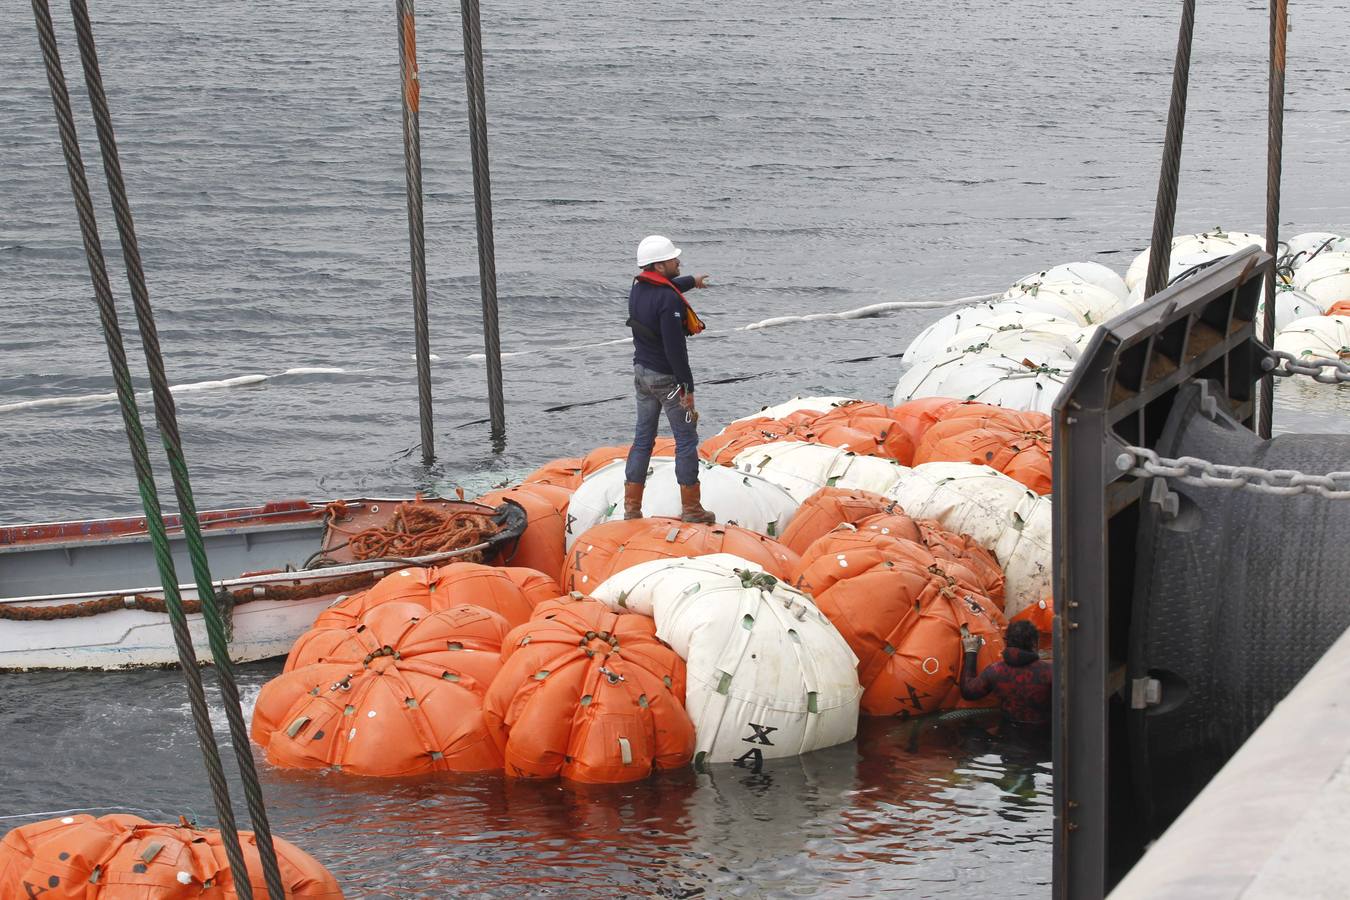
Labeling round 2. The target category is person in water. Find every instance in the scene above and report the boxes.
[959,620,1052,726]
[623,234,715,523]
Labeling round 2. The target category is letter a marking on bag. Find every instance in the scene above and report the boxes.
[733,747,765,773]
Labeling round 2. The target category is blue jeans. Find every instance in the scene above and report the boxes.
[625,363,701,486]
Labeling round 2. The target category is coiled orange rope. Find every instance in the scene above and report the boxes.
[348,500,497,561]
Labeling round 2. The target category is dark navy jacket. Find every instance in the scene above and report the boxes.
[628,274,697,392]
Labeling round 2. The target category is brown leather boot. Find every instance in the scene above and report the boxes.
[680,482,716,524]
[624,481,645,520]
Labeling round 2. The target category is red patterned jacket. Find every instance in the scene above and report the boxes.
[959,646,1052,726]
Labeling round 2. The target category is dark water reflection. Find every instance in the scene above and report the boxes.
[0,664,1049,897]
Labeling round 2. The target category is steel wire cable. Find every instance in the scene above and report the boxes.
[1144,0,1197,301]
[460,0,507,444]
[1259,0,1289,439]
[396,0,437,464]
[28,1,253,894]
[65,0,285,893]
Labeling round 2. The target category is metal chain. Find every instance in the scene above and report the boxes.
[1262,350,1350,384]
[1118,445,1350,500]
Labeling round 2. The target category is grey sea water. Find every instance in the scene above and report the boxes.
[2,0,1349,895]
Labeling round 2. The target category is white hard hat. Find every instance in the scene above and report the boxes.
[636,234,681,268]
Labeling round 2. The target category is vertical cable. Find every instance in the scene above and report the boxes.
[459,0,506,445]
[28,0,253,894]
[65,0,284,894]
[1144,0,1198,300]
[397,0,437,463]
[1259,0,1288,438]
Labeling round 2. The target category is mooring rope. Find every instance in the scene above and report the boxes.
[0,571,385,622]
[30,0,258,893]
[1144,0,1197,301]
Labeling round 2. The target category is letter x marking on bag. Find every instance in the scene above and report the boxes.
[900,683,930,712]
[571,545,590,572]
[743,722,777,746]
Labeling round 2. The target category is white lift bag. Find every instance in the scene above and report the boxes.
[567,459,800,547]
[591,554,862,765]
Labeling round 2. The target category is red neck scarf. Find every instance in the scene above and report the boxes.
[634,270,706,335]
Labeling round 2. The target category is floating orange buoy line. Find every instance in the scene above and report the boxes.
[0,814,341,899]
[307,563,557,634]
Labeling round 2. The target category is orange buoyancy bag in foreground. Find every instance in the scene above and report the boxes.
[560,518,800,594]
[920,399,1050,434]
[793,531,924,597]
[0,813,341,899]
[914,404,1053,494]
[430,563,559,626]
[850,511,924,544]
[287,596,512,672]
[778,487,912,556]
[254,603,507,775]
[305,563,558,639]
[810,554,1007,717]
[483,596,694,783]
[886,397,962,448]
[476,482,572,579]
[700,410,910,465]
[797,420,889,459]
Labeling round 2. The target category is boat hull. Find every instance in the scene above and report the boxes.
[0,496,524,671]
[0,594,334,670]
